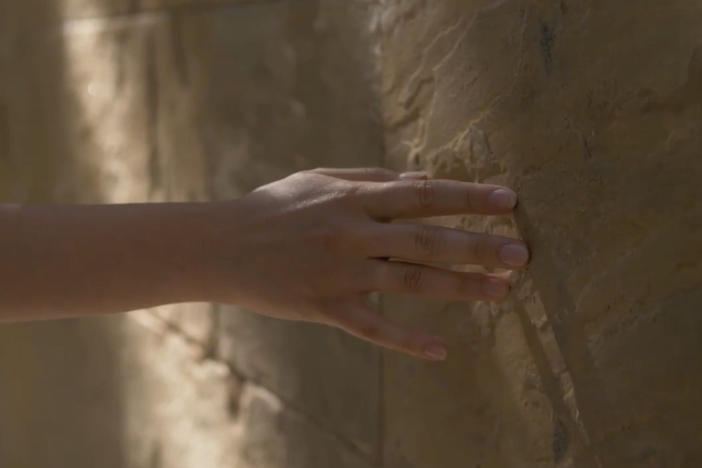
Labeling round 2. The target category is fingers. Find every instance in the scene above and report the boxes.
[364,259,511,302]
[329,301,448,361]
[306,167,428,182]
[366,223,530,269]
[398,171,430,180]
[358,178,517,219]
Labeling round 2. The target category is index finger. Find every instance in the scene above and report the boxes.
[358,179,518,219]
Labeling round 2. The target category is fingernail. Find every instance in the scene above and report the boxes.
[484,278,509,299]
[488,188,518,210]
[499,243,530,267]
[399,171,429,180]
[423,343,447,361]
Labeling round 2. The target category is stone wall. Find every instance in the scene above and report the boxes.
[0,0,700,467]
[379,1,702,467]
[0,1,384,467]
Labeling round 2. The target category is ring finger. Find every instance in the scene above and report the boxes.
[365,223,530,269]
[364,259,512,302]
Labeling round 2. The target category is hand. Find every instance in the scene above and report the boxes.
[206,167,529,361]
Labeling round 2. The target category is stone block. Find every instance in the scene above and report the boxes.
[147,303,216,349]
[381,296,558,468]
[219,309,381,458]
[0,317,130,468]
[60,9,207,203]
[378,0,702,466]
[232,382,376,468]
[199,0,385,457]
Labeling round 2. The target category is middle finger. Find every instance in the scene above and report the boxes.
[365,222,530,269]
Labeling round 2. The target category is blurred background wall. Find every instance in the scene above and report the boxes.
[0,1,701,467]
[0,1,384,467]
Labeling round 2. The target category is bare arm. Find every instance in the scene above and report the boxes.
[0,168,530,361]
[0,201,221,320]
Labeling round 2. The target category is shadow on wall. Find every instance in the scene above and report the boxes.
[0,1,127,467]
[3,0,388,465]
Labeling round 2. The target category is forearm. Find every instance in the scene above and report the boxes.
[0,167,528,360]
[0,202,228,321]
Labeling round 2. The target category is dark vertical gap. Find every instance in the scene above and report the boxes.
[204,303,221,360]
[145,32,162,198]
[375,1,389,462]
[515,207,607,465]
[168,9,190,88]
[377,295,386,467]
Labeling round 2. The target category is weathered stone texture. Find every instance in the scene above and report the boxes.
[379,1,702,466]
[231,382,375,468]
[2,0,701,467]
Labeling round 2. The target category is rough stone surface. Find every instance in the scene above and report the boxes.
[1,0,701,467]
[219,311,381,458]
[379,1,702,466]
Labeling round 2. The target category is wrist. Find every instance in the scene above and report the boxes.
[167,200,248,305]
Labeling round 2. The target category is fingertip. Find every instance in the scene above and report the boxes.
[487,188,518,212]
[499,243,531,268]
[422,342,448,361]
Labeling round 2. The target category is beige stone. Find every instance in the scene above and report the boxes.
[0,0,384,466]
[379,0,702,466]
[231,382,375,468]
[219,309,381,457]
[2,0,701,466]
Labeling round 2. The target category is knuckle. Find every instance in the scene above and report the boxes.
[402,265,425,292]
[339,224,370,252]
[467,235,488,263]
[471,236,492,264]
[357,226,383,254]
[293,169,326,184]
[465,184,486,212]
[332,226,365,252]
[335,185,364,211]
[414,225,438,254]
[339,182,362,200]
[415,180,435,209]
[299,168,321,177]
[313,224,346,250]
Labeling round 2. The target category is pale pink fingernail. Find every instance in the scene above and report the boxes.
[399,171,429,180]
[423,343,447,361]
[499,243,530,267]
[488,188,518,210]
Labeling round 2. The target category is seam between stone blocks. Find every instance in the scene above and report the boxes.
[224,360,382,468]
[131,308,381,467]
[376,299,385,467]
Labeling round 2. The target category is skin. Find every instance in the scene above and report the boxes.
[0,167,529,361]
